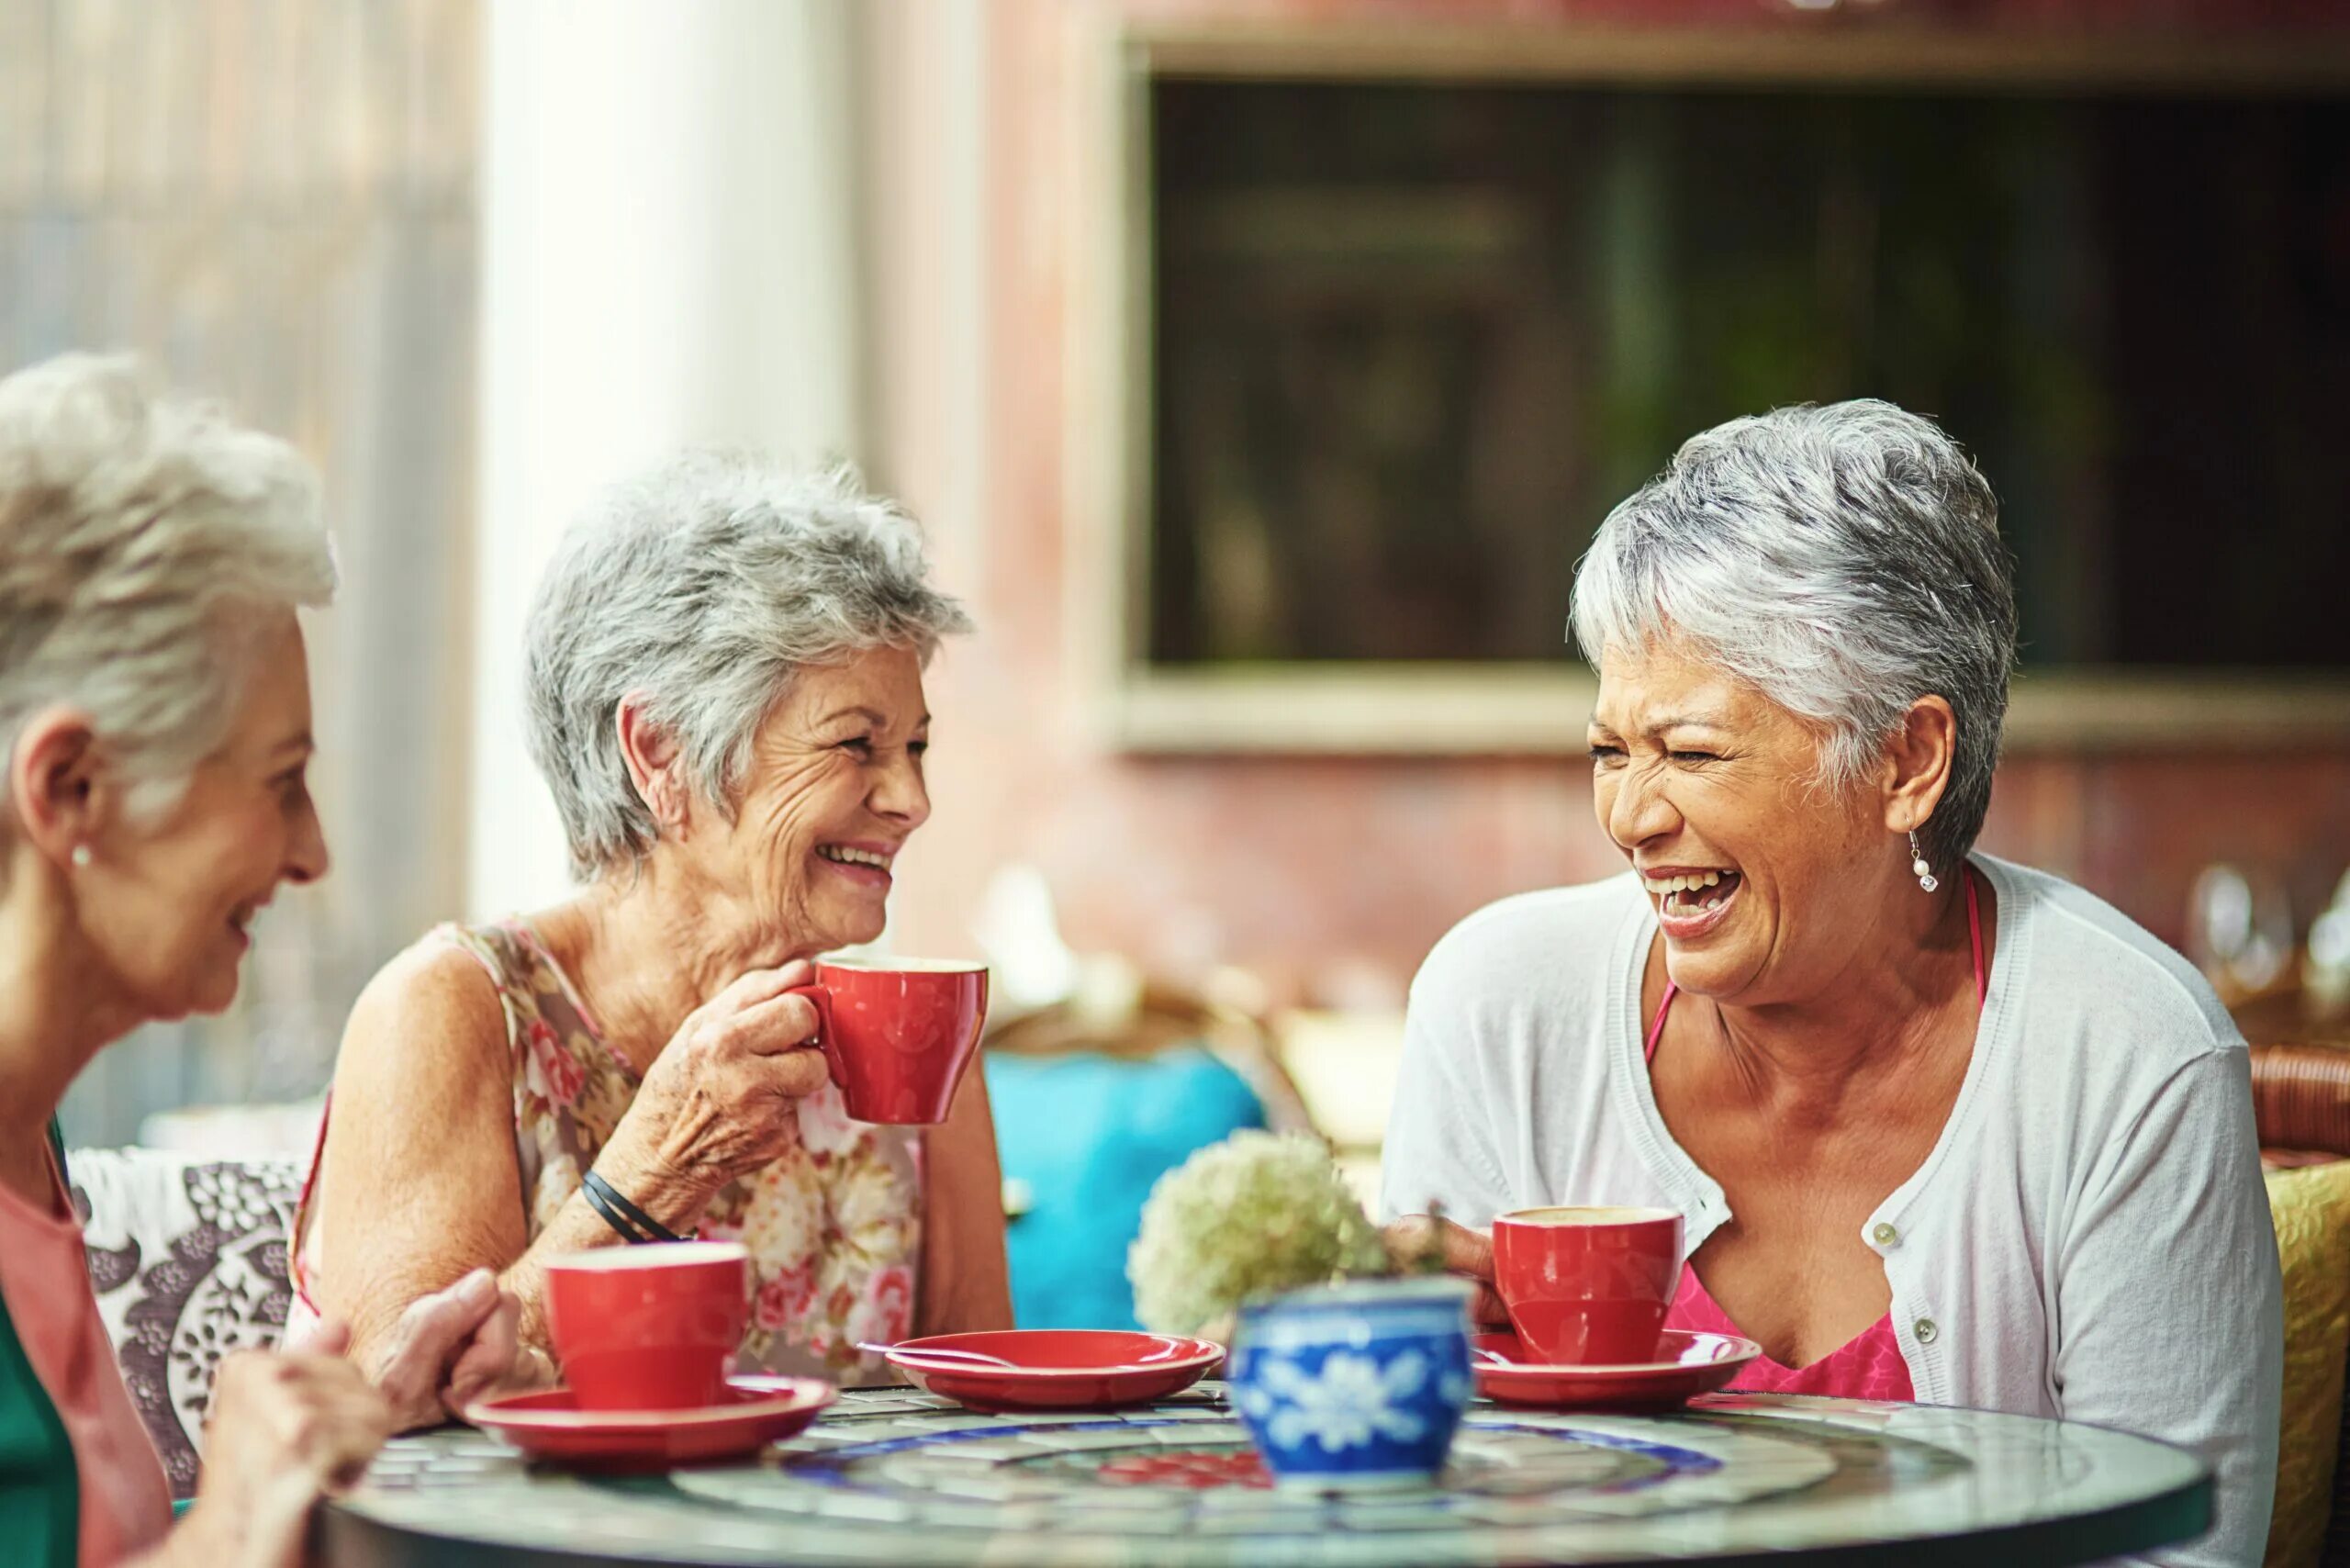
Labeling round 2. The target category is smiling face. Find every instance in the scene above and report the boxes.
[1588,641,1911,1004]
[702,644,934,958]
[77,614,330,1020]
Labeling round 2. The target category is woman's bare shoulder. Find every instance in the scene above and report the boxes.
[337,931,514,1092]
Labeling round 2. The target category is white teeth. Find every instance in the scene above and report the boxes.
[1641,870,1734,898]
[819,846,892,871]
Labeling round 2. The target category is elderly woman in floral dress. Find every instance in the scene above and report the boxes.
[295,454,1010,1394]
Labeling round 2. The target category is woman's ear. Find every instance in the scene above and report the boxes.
[9,704,104,868]
[1880,696,1956,836]
[613,698,690,834]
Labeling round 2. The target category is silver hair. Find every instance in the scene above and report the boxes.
[1569,399,2018,870]
[0,353,336,822]
[524,453,973,879]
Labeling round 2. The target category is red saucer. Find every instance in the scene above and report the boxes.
[881,1329,1224,1412]
[1472,1329,1760,1412]
[465,1375,834,1469]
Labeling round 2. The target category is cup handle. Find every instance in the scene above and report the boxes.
[784,984,847,1092]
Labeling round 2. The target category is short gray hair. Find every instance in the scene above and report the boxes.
[1569,399,2018,869]
[0,353,336,821]
[525,453,974,878]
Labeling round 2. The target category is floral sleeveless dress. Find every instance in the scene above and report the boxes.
[301,922,923,1386]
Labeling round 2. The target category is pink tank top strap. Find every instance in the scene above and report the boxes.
[1645,866,1986,1064]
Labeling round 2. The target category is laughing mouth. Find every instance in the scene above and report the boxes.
[817,845,896,873]
[1640,868,1741,918]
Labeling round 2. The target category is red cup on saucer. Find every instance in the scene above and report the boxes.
[1490,1206,1684,1365]
[787,958,988,1126]
[545,1241,749,1411]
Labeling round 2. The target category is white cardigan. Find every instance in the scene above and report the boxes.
[1379,855,2282,1567]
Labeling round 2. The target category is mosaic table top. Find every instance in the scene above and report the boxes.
[322,1383,2210,1567]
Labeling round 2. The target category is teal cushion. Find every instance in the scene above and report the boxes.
[985,1048,1267,1330]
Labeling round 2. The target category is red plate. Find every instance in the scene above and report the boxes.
[1472,1329,1760,1412]
[881,1329,1224,1412]
[465,1375,834,1469]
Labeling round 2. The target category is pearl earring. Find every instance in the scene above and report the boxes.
[70,845,91,868]
[1908,830,1937,893]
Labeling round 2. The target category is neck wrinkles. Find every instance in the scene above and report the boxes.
[535,856,823,1077]
[1664,867,1991,1101]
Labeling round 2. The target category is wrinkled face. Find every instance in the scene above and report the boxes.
[711,644,934,957]
[79,615,330,1020]
[1588,642,1897,1004]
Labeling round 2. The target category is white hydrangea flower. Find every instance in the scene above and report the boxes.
[1127,1130,1390,1336]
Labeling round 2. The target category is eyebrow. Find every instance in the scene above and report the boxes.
[1588,714,1729,737]
[821,706,933,729]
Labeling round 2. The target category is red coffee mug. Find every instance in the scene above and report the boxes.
[1491,1206,1684,1365]
[545,1240,749,1410]
[787,958,989,1126]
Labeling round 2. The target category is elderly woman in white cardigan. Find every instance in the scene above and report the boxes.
[1383,400,2280,1566]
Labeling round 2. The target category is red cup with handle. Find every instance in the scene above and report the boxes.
[1491,1206,1684,1365]
[545,1241,749,1410]
[787,958,989,1126]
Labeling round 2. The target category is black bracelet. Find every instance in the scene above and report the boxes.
[581,1170,684,1244]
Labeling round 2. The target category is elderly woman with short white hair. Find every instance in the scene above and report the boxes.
[0,353,516,1567]
[297,453,1011,1394]
[1384,400,2280,1566]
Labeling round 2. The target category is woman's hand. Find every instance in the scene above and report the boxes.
[1382,1214,1509,1327]
[166,1324,394,1568]
[347,1268,547,1430]
[600,961,833,1207]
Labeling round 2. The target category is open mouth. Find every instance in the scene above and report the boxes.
[1640,868,1742,933]
[816,843,898,884]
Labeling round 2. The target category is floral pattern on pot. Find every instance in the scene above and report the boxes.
[1228,1279,1473,1490]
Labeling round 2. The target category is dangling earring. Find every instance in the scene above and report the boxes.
[70,845,91,868]
[1908,830,1937,893]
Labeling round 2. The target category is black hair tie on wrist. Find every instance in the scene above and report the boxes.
[581,1170,684,1245]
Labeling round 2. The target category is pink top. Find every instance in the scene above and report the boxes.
[1642,870,1986,1401]
[0,1147,173,1566]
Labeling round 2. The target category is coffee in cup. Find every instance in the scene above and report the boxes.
[545,1240,749,1410]
[788,958,988,1126]
[1490,1206,1684,1365]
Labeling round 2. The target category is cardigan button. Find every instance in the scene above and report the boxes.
[1872,1222,1899,1247]
[1913,1317,1939,1345]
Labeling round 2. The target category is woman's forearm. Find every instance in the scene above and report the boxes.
[916,1070,1013,1334]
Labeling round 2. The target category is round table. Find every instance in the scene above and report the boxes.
[324,1383,2210,1567]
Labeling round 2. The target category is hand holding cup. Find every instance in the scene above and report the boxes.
[604,961,832,1202]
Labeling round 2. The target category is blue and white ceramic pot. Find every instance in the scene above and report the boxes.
[1227,1277,1474,1491]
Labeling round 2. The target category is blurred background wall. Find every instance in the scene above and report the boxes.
[9,0,2347,1148]
[0,0,476,1140]
[871,0,2350,1014]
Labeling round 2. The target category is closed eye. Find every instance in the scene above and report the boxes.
[1668,750,1718,763]
[838,737,874,758]
[1587,744,1624,763]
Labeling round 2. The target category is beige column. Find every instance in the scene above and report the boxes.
[470,0,865,915]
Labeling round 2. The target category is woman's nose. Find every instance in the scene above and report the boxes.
[1605,764,1678,850]
[285,798,330,885]
[870,751,932,829]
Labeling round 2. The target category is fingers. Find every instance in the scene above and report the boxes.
[439,1287,522,1419]
[1382,1215,1496,1282]
[702,962,820,1020]
[374,1271,503,1429]
[252,1351,395,1490]
[730,991,823,1057]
